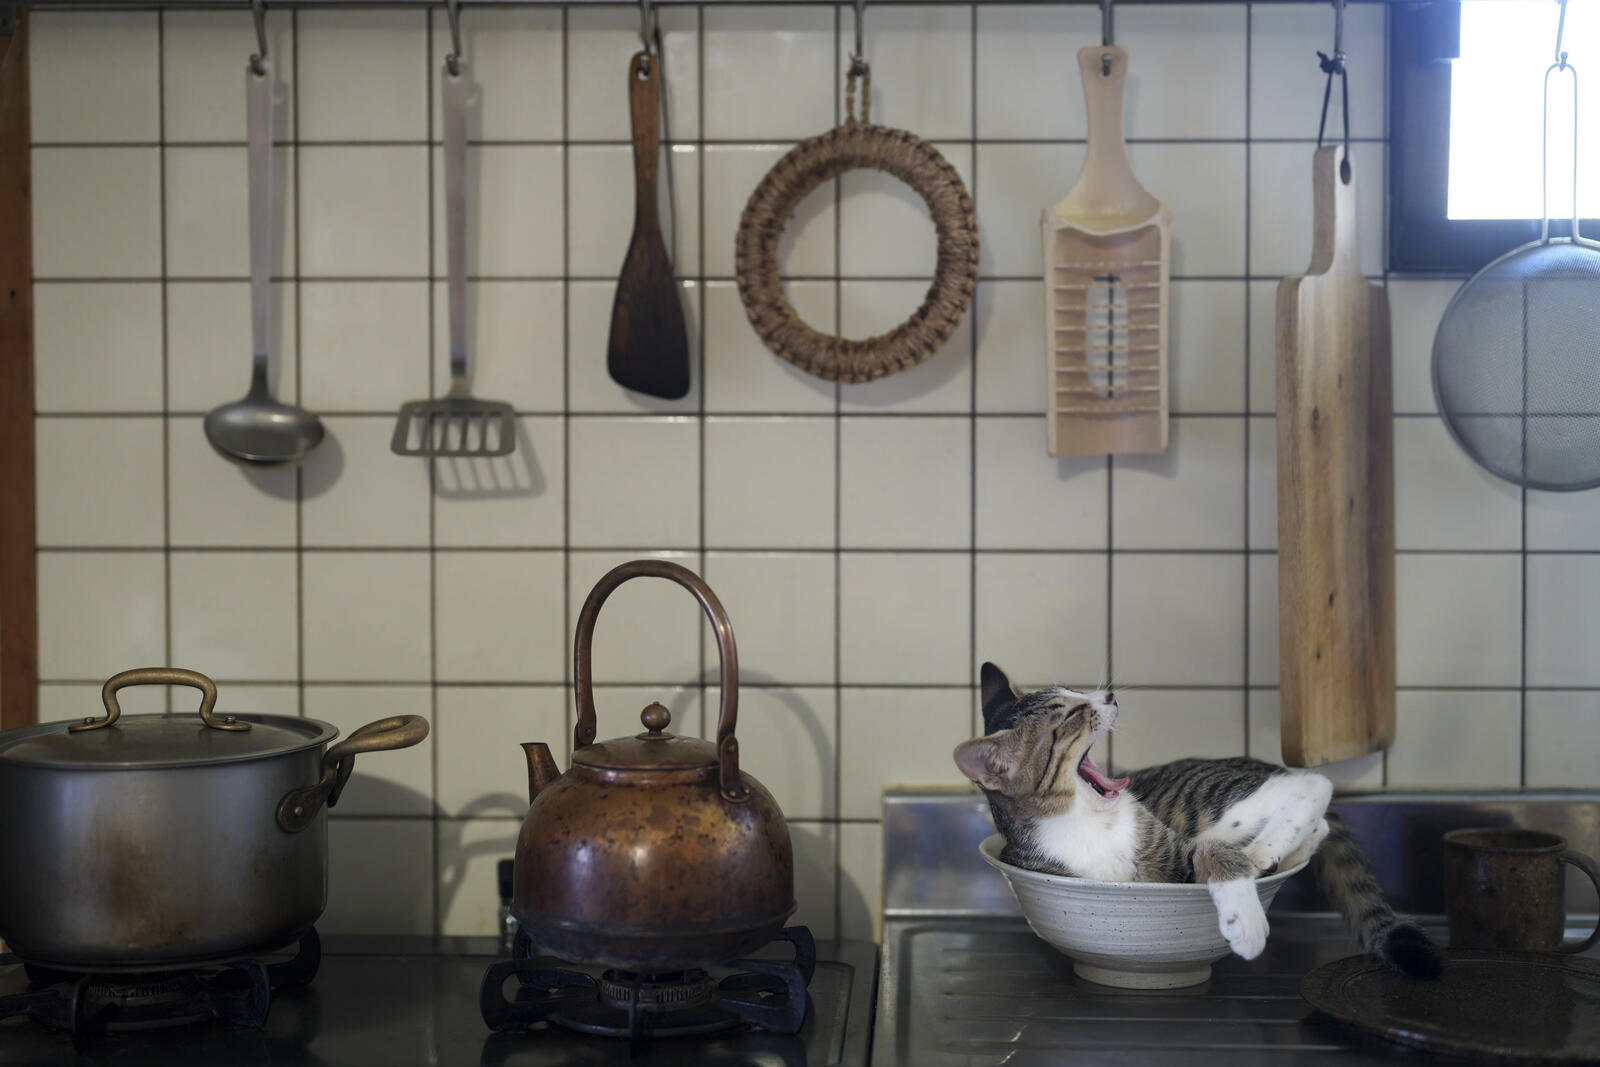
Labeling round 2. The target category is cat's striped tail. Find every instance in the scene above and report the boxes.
[1310,813,1442,980]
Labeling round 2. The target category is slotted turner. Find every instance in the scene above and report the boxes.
[1042,44,1171,457]
[391,57,514,458]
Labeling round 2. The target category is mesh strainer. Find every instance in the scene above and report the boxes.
[1432,48,1600,492]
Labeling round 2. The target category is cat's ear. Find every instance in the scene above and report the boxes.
[954,733,1021,792]
[980,662,1022,728]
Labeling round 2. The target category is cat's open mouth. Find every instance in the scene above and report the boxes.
[1077,752,1131,800]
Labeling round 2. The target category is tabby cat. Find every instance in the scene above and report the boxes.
[954,662,1440,979]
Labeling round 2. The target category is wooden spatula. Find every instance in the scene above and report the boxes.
[1042,45,1170,457]
[607,51,689,400]
[1276,146,1394,766]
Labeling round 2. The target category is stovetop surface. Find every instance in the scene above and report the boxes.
[0,936,877,1067]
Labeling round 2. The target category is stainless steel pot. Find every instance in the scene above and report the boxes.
[0,667,428,971]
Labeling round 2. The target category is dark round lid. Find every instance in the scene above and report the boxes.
[0,713,338,770]
[571,703,719,772]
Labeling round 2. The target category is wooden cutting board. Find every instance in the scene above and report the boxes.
[1275,146,1393,767]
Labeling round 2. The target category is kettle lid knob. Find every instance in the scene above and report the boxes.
[640,702,671,735]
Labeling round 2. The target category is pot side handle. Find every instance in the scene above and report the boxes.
[276,715,430,833]
[572,559,747,804]
[72,667,249,734]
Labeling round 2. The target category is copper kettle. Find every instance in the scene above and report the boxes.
[513,560,795,970]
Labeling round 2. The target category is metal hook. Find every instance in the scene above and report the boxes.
[249,0,268,76]
[1555,0,1569,70]
[639,0,655,53]
[1101,0,1114,48]
[444,0,463,76]
[849,0,868,77]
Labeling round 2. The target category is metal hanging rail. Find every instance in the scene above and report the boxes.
[23,0,1395,9]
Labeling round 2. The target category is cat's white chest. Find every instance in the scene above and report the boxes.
[1033,800,1139,881]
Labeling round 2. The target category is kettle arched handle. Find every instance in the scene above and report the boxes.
[572,559,747,803]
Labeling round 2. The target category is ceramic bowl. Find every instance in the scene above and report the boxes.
[980,833,1308,989]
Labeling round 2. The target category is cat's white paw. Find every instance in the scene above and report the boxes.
[1245,837,1283,875]
[1209,879,1269,960]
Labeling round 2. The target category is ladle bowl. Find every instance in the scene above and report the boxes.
[204,385,324,467]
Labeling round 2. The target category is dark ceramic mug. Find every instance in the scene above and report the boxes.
[1443,828,1600,954]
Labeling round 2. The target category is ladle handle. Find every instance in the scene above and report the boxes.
[572,560,746,803]
[246,58,273,390]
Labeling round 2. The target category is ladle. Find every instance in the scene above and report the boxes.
[205,57,323,467]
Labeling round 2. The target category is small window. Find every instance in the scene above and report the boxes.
[1390,0,1598,273]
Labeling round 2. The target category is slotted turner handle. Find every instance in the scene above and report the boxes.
[443,58,470,395]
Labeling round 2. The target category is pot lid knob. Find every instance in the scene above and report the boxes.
[640,702,671,735]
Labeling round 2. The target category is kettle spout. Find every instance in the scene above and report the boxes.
[522,742,560,804]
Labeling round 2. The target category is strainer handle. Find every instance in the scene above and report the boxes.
[1541,55,1596,248]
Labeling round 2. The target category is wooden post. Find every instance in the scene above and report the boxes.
[0,5,37,731]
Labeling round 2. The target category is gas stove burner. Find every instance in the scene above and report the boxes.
[479,925,816,1045]
[0,927,320,1051]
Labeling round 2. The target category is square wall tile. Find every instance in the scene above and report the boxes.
[432,281,564,414]
[1395,417,1521,550]
[704,418,836,550]
[1113,418,1246,550]
[299,147,429,277]
[1249,552,1279,687]
[840,417,970,548]
[840,688,971,819]
[438,819,525,937]
[1250,143,1385,279]
[1112,553,1245,685]
[39,681,174,722]
[567,418,700,548]
[1525,691,1600,788]
[34,283,162,412]
[297,11,427,141]
[1169,282,1246,413]
[1248,415,1277,549]
[838,282,974,414]
[170,552,297,680]
[1117,5,1246,140]
[33,148,161,278]
[303,686,434,816]
[204,685,299,720]
[975,418,1108,549]
[839,554,970,685]
[1247,690,1383,790]
[1387,279,1460,414]
[30,12,159,143]
[170,415,300,550]
[731,688,838,820]
[1127,143,1246,277]
[165,146,296,278]
[168,282,297,413]
[1528,489,1600,551]
[36,418,164,547]
[1396,554,1522,687]
[975,281,1044,414]
[975,553,1108,688]
[790,823,840,940]
[1108,689,1246,775]
[704,146,837,280]
[975,4,1099,140]
[300,282,430,412]
[704,282,838,413]
[1387,690,1521,790]
[1251,3,1386,140]
[975,144,1085,277]
[163,11,296,142]
[841,144,973,278]
[301,417,431,547]
[324,820,434,936]
[567,4,700,141]
[1527,555,1600,686]
[435,686,567,818]
[435,552,565,683]
[838,822,883,942]
[704,5,835,140]
[1247,279,1278,413]
[434,418,565,548]
[38,552,166,680]
[837,6,971,139]
[568,552,702,686]
[567,281,701,414]
[433,146,564,278]
[704,553,836,687]
[569,145,699,278]
[302,552,432,682]
[430,7,563,141]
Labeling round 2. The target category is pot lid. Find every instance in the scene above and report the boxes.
[0,714,338,770]
[571,703,719,772]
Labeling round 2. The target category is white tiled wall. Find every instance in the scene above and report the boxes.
[27,3,1600,945]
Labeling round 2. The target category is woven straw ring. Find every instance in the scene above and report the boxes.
[735,69,979,384]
